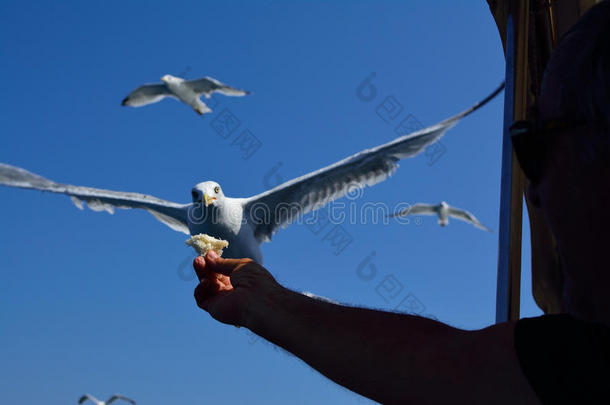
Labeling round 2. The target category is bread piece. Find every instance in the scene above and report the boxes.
[185,233,229,257]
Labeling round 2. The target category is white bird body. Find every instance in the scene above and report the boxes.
[1,83,502,262]
[161,75,210,114]
[121,74,249,115]
[187,183,262,261]
[390,201,490,232]
[437,201,450,226]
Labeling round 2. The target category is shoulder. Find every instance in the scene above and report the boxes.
[514,314,610,404]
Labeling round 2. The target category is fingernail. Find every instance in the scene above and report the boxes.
[207,250,219,259]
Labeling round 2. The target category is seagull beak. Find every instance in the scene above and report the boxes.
[203,193,216,207]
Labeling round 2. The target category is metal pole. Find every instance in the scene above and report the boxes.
[496,1,527,323]
[496,14,516,323]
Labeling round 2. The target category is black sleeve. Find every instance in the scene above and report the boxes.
[514,314,610,405]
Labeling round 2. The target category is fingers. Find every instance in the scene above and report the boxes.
[193,256,207,281]
[193,279,214,310]
[205,250,252,276]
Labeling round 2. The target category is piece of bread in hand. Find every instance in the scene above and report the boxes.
[185,233,229,257]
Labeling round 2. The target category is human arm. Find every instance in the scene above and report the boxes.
[193,252,539,404]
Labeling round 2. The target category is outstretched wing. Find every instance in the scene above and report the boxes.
[388,203,438,218]
[78,394,101,405]
[107,394,136,405]
[0,163,190,234]
[185,76,249,97]
[121,83,173,107]
[244,82,504,242]
[448,206,491,232]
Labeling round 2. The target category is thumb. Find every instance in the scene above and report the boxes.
[193,256,207,281]
[205,250,252,276]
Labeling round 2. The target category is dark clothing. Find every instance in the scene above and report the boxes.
[514,314,610,404]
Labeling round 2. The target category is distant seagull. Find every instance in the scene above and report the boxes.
[390,201,491,232]
[78,394,136,405]
[1,83,503,262]
[121,74,250,115]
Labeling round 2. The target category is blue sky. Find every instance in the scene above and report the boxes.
[0,1,542,404]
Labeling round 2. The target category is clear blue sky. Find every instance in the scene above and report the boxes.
[0,1,542,404]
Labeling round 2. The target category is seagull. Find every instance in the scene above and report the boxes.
[1,83,503,263]
[389,201,491,232]
[78,394,136,405]
[121,74,250,115]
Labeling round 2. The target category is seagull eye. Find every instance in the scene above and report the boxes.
[214,186,220,194]
[191,191,199,202]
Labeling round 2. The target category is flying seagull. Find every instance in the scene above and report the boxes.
[121,74,250,115]
[389,201,491,232]
[78,394,136,405]
[1,83,503,263]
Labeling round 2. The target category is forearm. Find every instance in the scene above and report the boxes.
[244,285,505,404]
[193,253,538,404]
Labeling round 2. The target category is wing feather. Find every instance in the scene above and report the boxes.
[78,394,100,405]
[107,394,136,404]
[389,203,438,217]
[121,83,173,107]
[244,82,504,242]
[244,122,452,242]
[447,206,491,232]
[185,76,249,97]
[0,163,190,234]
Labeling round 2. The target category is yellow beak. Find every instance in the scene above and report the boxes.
[203,193,216,207]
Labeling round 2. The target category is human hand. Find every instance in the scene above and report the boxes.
[193,251,279,327]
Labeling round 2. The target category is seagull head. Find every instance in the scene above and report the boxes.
[192,181,224,207]
[161,74,177,83]
[440,201,448,209]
